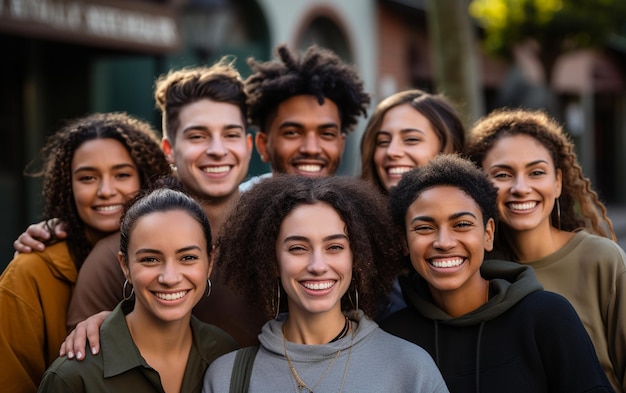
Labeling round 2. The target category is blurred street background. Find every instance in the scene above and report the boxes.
[1,0,626,267]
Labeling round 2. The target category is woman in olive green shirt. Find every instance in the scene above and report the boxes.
[38,187,237,393]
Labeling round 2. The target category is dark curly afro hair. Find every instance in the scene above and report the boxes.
[389,154,499,231]
[216,175,403,320]
[245,44,370,133]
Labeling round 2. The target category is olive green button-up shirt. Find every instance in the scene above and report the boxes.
[38,300,237,392]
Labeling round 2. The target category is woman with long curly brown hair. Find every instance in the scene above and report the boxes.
[203,175,448,392]
[0,112,170,393]
[466,108,626,392]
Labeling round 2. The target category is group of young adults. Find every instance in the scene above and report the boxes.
[0,42,624,393]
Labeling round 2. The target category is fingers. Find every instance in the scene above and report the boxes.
[14,228,47,253]
[60,311,110,361]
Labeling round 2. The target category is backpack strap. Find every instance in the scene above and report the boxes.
[229,345,259,393]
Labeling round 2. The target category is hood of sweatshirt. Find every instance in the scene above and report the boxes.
[258,310,378,361]
[401,259,543,327]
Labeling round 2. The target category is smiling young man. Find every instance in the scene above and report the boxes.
[241,44,370,185]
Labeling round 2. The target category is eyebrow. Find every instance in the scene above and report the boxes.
[283,233,349,243]
[134,245,202,255]
[409,211,477,225]
[182,124,244,133]
[489,159,549,170]
[73,163,136,174]
[377,128,426,136]
[278,121,340,130]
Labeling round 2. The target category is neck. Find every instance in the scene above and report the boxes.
[430,275,489,318]
[125,308,192,357]
[505,223,574,262]
[283,307,347,345]
[200,191,240,240]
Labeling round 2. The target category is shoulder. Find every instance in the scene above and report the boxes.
[192,318,238,360]
[1,242,70,287]
[40,351,103,390]
[514,290,581,323]
[364,327,433,361]
[202,349,238,391]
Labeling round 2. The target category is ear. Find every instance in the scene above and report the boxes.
[117,251,131,282]
[339,133,346,154]
[255,132,269,162]
[555,168,563,198]
[484,218,495,252]
[246,133,253,152]
[161,138,175,164]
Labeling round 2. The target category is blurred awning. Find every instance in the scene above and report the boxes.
[0,0,182,54]
[552,49,624,94]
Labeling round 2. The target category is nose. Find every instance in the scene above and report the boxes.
[206,137,228,157]
[96,177,117,198]
[433,227,456,250]
[510,175,531,195]
[158,262,182,286]
[307,250,329,275]
[386,137,403,159]
[299,132,322,156]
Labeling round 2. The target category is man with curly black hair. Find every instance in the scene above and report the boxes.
[243,44,370,181]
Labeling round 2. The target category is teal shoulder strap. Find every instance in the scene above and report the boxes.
[229,345,259,393]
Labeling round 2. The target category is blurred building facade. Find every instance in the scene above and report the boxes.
[1,0,625,267]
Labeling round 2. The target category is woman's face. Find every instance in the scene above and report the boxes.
[405,185,494,296]
[276,202,352,318]
[373,104,442,191]
[481,134,562,234]
[120,209,211,324]
[71,138,140,242]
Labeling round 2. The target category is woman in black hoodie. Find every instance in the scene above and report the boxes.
[381,154,613,393]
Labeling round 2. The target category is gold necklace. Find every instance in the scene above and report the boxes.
[283,320,354,392]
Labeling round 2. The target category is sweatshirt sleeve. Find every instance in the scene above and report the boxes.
[533,292,615,393]
[66,233,124,330]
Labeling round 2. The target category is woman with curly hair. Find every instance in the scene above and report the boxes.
[465,108,626,392]
[360,89,465,194]
[203,175,448,392]
[0,112,170,393]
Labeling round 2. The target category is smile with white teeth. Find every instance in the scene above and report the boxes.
[507,201,537,211]
[302,281,335,290]
[297,164,322,172]
[203,165,230,174]
[154,290,188,301]
[387,166,413,175]
[94,205,123,212]
[429,258,465,268]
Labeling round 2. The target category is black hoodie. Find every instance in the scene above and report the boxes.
[381,260,614,393]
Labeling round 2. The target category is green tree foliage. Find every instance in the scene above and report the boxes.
[469,0,626,80]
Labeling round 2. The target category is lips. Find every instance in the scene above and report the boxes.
[154,290,189,301]
[301,280,336,290]
[506,201,537,211]
[387,166,413,176]
[92,204,123,213]
[428,257,465,268]
[202,165,231,174]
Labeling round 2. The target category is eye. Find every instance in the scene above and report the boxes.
[187,131,207,141]
[376,138,390,147]
[115,172,134,179]
[454,220,474,229]
[411,224,434,233]
[138,256,159,264]
[287,244,307,253]
[490,171,510,179]
[225,130,243,139]
[326,243,346,253]
[321,130,339,139]
[403,135,423,144]
[77,175,96,183]
[181,254,199,262]
[529,169,546,177]
[282,129,301,138]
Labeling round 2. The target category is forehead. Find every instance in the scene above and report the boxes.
[408,186,482,219]
[177,99,244,126]
[269,95,341,129]
[486,134,554,165]
[279,202,346,236]
[72,138,133,166]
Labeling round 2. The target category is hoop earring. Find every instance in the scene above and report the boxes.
[122,280,134,301]
[556,197,562,230]
[348,284,359,311]
[205,279,212,297]
[272,280,281,320]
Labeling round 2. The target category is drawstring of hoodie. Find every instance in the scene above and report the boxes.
[475,321,485,393]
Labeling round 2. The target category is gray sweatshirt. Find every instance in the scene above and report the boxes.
[203,310,449,392]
